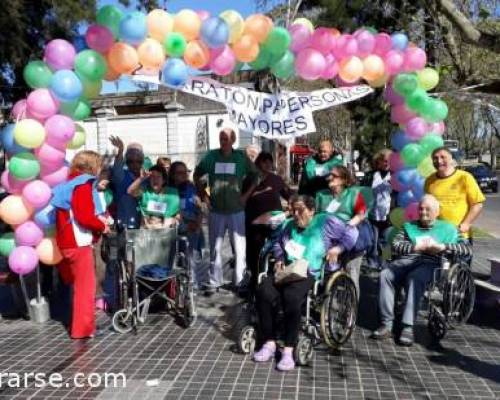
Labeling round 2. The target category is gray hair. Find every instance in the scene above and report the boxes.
[420,194,440,213]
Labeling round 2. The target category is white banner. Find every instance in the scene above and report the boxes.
[133,75,374,139]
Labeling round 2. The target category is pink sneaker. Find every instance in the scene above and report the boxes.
[277,348,295,371]
[253,342,276,362]
[95,298,107,311]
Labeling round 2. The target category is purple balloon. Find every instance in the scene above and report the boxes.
[85,24,114,53]
[40,165,69,187]
[405,117,429,140]
[384,83,405,105]
[22,180,52,209]
[289,24,311,53]
[355,30,375,57]
[45,114,75,149]
[310,27,336,55]
[44,39,77,70]
[1,171,29,195]
[35,143,66,165]
[15,221,44,247]
[8,246,39,275]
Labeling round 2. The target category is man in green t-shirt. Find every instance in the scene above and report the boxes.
[194,123,258,291]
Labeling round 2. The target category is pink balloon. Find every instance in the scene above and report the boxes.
[389,152,405,173]
[355,30,375,57]
[390,104,416,125]
[1,171,29,195]
[196,10,210,21]
[22,180,52,209]
[15,221,44,247]
[402,47,427,72]
[404,202,419,221]
[40,159,66,175]
[209,46,236,76]
[310,27,336,54]
[295,48,326,80]
[405,117,429,140]
[44,114,75,149]
[373,33,392,56]
[429,121,446,135]
[11,99,28,120]
[26,89,60,121]
[320,54,339,79]
[44,39,76,70]
[85,24,115,53]
[35,143,66,166]
[8,246,39,276]
[333,34,358,59]
[289,24,311,53]
[384,83,405,105]
[383,50,404,75]
[40,165,69,187]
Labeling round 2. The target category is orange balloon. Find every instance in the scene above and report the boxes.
[138,38,165,70]
[174,9,201,41]
[362,55,385,81]
[232,34,259,62]
[104,55,121,81]
[243,14,273,43]
[36,238,63,265]
[183,40,210,69]
[339,56,363,83]
[367,74,389,88]
[147,9,174,42]
[108,43,140,75]
[0,195,34,225]
[331,28,341,38]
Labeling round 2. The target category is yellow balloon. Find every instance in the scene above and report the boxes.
[174,9,201,41]
[292,18,314,33]
[367,74,389,88]
[14,119,46,149]
[36,237,63,265]
[417,67,439,91]
[147,9,174,42]
[362,55,385,81]
[220,10,244,44]
[183,40,210,69]
[67,123,86,149]
[82,79,102,99]
[417,156,436,177]
[137,38,165,70]
[0,195,34,225]
[339,56,363,83]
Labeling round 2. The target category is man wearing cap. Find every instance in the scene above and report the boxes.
[299,139,344,197]
[194,123,258,292]
[109,137,144,229]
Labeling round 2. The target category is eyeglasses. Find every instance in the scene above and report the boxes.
[329,173,342,179]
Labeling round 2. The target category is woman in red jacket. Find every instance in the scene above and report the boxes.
[53,151,110,339]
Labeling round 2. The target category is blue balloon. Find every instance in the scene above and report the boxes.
[391,130,413,151]
[73,35,88,52]
[34,204,56,228]
[411,175,425,199]
[397,190,415,208]
[200,17,229,48]
[119,11,147,46]
[49,70,83,102]
[1,124,29,155]
[391,33,408,51]
[396,168,417,187]
[162,58,188,88]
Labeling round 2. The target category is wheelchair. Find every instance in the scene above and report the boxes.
[103,226,197,334]
[425,254,475,340]
[234,243,358,366]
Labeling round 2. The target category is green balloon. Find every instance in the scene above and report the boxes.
[80,77,102,99]
[419,134,444,155]
[163,33,187,57]
[0,232,16,257]
[8,152,40,181]
[389,208,405,229]
[271,50,295,79]
[60,99,91,121]
[104,188,114,206]
[249,47,272,71]
[96,5,124,39]
[406,88,430,113]
[263,27,291,56]
[23,60,53,89]
[75,50,107,81]
[400,143,425,167]
[393,73,418,97]
[421,98,448,123]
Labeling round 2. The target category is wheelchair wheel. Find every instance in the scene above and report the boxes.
[320,272,358,349]
[112,309,134,334]
[428,308,447,340]
[175,274,196,328]
[236,324,257,354]
[443,263,475,325]
[294,335,313,366]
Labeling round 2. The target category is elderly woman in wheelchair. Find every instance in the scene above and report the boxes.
[252,194,358,371]
[371,194,472,346]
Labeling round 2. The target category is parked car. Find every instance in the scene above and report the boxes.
[462,164,498,193]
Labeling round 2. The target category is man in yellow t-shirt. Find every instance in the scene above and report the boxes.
[425,147,485,239]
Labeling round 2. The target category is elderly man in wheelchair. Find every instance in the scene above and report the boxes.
[252,194,359,371]
[371,194,473,346]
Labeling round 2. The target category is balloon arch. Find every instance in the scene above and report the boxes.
[0,5,448,275]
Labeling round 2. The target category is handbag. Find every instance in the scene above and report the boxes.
[274,259,309,285]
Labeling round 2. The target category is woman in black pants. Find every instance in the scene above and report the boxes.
[253,195,358,371]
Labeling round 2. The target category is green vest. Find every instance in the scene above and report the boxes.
[139,187,180,218]
[283,213,329,278]
[403,219,459,245]
[304,155,343,180]
[316,186,374,222]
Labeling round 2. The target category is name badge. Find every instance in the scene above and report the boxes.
[269,213,286,225]
[285,240,306,259]
[326,199,341,213]
[146,200,167,214]
[315,166,329,177]
[215,162,236,175]
[415,235,436,247]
